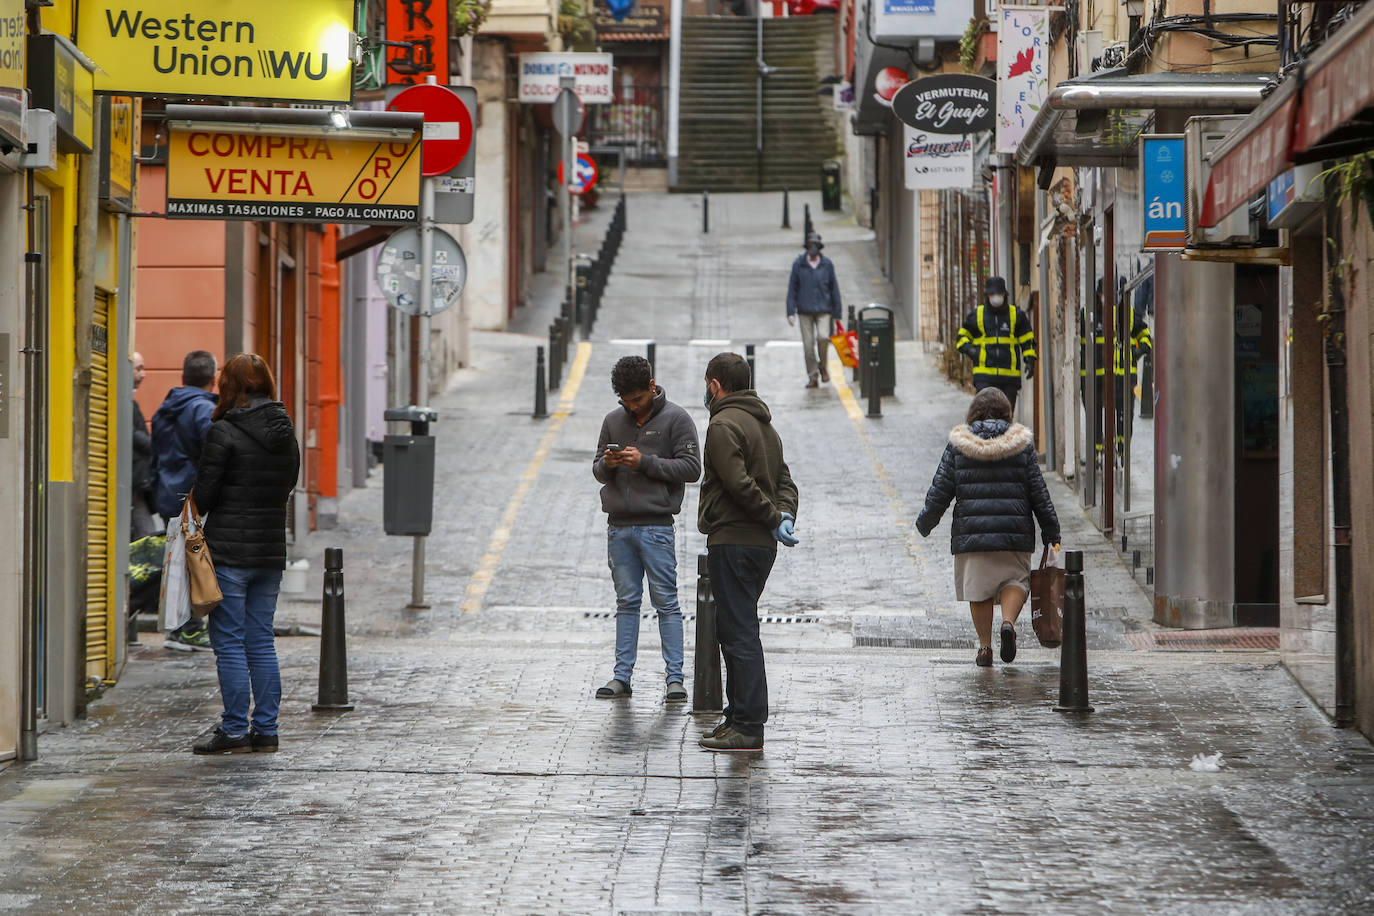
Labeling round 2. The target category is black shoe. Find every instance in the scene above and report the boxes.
[805,377,819,389]
[701,720,732,739]
[975,646,993,667]
[250,731,279,753]
[1000,622,1018,663]
[192,726,251,755]
[819,367,831,383]
[699,727,763,752]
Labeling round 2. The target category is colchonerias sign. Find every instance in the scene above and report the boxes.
[891,75,996,135]
[164,106,423,224]
[518,53,614,104]
[75,0,354,103]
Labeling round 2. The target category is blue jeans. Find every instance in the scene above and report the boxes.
[207,565,283,737]
[607,525,684,686]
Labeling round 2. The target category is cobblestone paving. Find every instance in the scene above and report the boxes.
[2,192,1372,915]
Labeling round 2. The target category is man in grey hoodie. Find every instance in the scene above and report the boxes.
[592,356,702,701]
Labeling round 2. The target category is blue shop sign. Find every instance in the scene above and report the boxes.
[1267,169,1294,225]
[1140,134,1186,251]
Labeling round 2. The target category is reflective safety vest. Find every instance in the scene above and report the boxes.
[1080,305,1153,378]
[955,304,1037,379]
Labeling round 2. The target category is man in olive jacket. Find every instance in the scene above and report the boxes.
[697,352,799,752]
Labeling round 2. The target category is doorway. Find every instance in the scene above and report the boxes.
[1234,264,1280,625]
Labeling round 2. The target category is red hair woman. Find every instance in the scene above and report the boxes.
[190,354,300,754]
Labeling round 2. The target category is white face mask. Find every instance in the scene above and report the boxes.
[988,294,1006,307]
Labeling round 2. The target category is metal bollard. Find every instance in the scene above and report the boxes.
[848,304,859,383]
[781,186,791,229]
[548,323,561,390]
[803,203,811,246]
[647,341,656,374]
[702,190,710,234]
[692,553,723,713]
[1054,550,1094,714]
[533,346,549,419]
[312,547,354,712]
[866,333,882,418]
[745,343,756,389]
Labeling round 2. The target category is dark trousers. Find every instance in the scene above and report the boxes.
[706,543,777,738]
[974,377,1020,413]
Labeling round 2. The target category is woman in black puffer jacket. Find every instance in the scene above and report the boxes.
[189,353,300,755]
[917,388,1060,667]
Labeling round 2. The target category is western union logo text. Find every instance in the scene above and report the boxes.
[104,9,329,80]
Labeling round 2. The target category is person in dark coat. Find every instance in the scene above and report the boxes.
[129,351,158,541]
[916,388,1060,667]
[786,231,844,388]
[189,353,300,755]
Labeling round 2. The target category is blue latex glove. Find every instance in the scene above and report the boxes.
[773,513,799,547]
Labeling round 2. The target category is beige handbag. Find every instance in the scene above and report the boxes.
[184,495,223,617]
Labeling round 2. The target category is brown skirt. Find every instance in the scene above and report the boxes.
[954,550,1032,603]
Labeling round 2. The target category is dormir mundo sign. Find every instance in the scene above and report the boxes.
[891,75,996,135]
[76,0,354,103]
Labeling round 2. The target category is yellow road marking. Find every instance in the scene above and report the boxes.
[828,357,925,573]
[460,341,593,613]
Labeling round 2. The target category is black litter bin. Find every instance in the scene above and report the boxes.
[858,304,895,397]
[821,159,842,211]
[383,406,438,536]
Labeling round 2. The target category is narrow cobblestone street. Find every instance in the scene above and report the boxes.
[3,193,1373,914]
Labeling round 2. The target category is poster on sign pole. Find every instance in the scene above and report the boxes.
[997,6,1052,154]
[903,126,974,190]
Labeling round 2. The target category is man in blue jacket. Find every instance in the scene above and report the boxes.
[786,232,844,388]
[150,349,218,650]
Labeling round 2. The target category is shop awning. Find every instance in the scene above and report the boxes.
[1016,69,1271,168]
[1201,1,1374,227]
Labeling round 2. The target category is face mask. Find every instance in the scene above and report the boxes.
[806,246,819,256]
[703,384,715,409]
[989,294,1006,307]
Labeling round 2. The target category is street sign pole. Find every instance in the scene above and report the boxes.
[409,173,436,610]
[558,77,576,331]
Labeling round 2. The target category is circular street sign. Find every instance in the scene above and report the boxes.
[558,153,599,195]
[891,75,996,135]
[388,84,475,176]
[552,88,585,136]
[375,226,467,316]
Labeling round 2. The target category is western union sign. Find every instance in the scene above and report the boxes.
[76,0,354,102]
[165,107,424,224]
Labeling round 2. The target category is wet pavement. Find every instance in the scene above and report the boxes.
[3,192,1373,914]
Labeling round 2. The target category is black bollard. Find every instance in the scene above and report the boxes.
[647,341,656,375]
[803,203,811,246]
[702,190,710,234]
[692,553,723,713]
[781,186,791,229]
[1054,550,1094,714]
[312,547,354,712]
[533,346,549,419]
[849,305,860,383]
[548,323,561,390]
[866,334,882,418]
[745,343,756,389]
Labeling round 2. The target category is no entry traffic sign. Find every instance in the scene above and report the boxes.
[558,153,599,195]
[388,83,474,176]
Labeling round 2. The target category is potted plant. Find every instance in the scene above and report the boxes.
[452,0,494,37]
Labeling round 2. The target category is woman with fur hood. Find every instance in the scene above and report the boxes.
[916,388,1060,666]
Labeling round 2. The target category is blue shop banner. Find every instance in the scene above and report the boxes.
[884,0,935,13]
[1141,134,1186,251]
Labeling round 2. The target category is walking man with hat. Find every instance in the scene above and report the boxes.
[786,231,844,388]
[955,276,1037,412]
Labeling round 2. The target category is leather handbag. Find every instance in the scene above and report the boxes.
[184,495,223,618]
[1029,545,1064,648]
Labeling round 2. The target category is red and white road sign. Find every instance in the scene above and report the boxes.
[558,153,599,195]
[388,84,475,176]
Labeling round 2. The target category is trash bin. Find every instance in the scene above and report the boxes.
[383,406,438,536]
[821,159,842,211]
[858,304,895,397]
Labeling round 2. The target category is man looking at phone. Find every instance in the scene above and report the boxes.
[592,356,702,701]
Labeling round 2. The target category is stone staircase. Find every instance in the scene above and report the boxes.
[677,16,840,192]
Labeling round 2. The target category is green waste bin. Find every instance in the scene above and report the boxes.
[858,304,895,397]
[821,159,842,211]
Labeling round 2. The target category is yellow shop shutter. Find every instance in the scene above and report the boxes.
[86,292,114,682]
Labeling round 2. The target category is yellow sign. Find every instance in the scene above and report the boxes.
[0,0,22,146]
[76,0,354,103]
[166,127,422,224]
[102,96,137,208]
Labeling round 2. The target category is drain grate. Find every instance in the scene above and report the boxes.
[1126,628,1279,651]
[855,637,970,649]
[581,612,817,624]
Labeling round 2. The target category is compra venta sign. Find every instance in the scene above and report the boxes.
[76,0,354,102]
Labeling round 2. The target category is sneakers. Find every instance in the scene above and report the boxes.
[975,646,993,667]
[819,367,831,383]
[665,682,687,702]
[165,622,211,652]
[250,732,279,753]
[699,726,763,752]
[1000,621,1018,663]
[701,720,731,739]
[805,376,820,389]
[595,679,632,699]
[192,727,250,755]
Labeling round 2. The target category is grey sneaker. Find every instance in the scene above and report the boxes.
[701,720,731,739]
[665,681,687,702]
[165,625,212,652]
[699,727,763,753]
[595,679,631,699]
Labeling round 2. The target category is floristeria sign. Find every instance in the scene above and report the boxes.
[164,107,423,224]
[75,0,354,103]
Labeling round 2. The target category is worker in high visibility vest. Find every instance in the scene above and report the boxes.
[955,276,1037,411]
[1080,292,1153,456]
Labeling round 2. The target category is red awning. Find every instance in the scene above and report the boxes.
[1293,2,1374,153]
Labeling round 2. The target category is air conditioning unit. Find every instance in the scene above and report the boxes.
[1185,115,1258,247]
